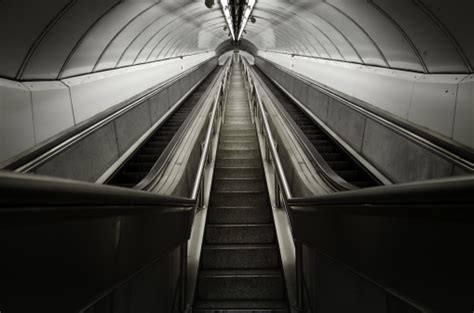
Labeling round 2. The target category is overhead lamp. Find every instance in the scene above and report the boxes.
[237,0,256,41]
[220,0,235,41]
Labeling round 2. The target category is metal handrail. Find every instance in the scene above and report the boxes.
[135,60,230,191]
[0,58,233,313]
[249,65,367,191]
[242,59,292,201]
[6,58,217,172]
[241,56,474,313]
[191,59,232,201]
[258,57,474,170]
[135,59,232,199]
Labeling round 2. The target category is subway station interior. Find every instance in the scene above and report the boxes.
[0,1,473,312]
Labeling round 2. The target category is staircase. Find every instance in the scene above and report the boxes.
[193,63,289,312]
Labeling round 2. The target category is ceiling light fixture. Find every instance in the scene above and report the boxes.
[220,0,235,41]
[237,0,256,41]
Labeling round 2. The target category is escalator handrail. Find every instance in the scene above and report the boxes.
[257,56,474,170]
[0,171,193,209]
[6,58,216,173]
[241,59,294,201]
[243,59,366,191]
[135,59,232,192]
[289,175,474,209]
[0,59,233,211]
[241,57,474,214]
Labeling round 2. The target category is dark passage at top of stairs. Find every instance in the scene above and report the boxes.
[193,62,289,313]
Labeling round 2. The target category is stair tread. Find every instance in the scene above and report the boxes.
[194,300,289,309]
[199,269,282,277]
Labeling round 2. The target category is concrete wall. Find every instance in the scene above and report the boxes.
[0,52,216,166]
[258,50,473,150]
[255,56,470,183]
[31,59,217,182]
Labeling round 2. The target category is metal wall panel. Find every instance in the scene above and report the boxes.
[0,79,35,164]
[27,81,75,143]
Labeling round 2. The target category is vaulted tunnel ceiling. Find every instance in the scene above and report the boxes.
[0,0,472,81]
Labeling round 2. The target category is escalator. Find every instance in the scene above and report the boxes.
[193,63,289,312]
[255,67,379,188]
[107,67,220,187]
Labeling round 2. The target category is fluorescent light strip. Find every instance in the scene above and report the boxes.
[237,0,256,40]
[220,0,235,41]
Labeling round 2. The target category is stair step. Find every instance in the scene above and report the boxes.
[338,170,362,181]
[205,224,275,244]
[222,124,255,131]
[210,191,267,207]
[221,135,257,141]
[212,178,265,192]
[193,300,289,313]
[221,129,256,136]
[117,171,146,182]
[197,270,285,300]
[218,149,260,159]
[215,158,262,168]
[207,207,272,224]
[135,154,157,163]
[214,167,264,179]
[127,162,154,172]
[219,141,258,150]
[201,244,279,269]
[320,152,345,161]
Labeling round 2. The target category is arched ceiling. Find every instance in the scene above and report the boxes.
[243,0,473,73]
[0,0,231,80]
[1,0,472,81]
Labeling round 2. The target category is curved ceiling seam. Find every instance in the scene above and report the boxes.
[144,16,190,62]
[152,13,223,60]
[413,0,472,72]
[246,26,300,55]
[323,1,390,67]
[115,2,189,68]
[310,9,364,64]
[257,4,344,60]
[252,30,300,55]
[246,8,325,57]
[250,11,325,57]
[92,1,160,72]
[57,0,122,79]
[175,26,226,56]
[295,10,348,61]
[153,23,202,61]
[245,17,310,55]
[164,17,226,56]
[163,20,224,58]
[16,0,78,80]
[132,7,188,65]
[368,0,428,73]
[245,14,321,56]
[170,21,226,57]
[145,8,216,62]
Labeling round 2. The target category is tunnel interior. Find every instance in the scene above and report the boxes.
[0,1,473,313]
